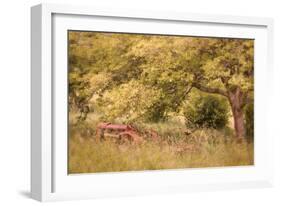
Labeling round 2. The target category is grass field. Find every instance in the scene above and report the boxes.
[68,115,254,174]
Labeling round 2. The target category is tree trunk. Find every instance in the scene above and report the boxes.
[191,83,247,139]
[228,88,245,139]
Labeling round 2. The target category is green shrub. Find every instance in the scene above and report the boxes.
[144,101,168,122]
[244,102,254,139]
[183,95,229,129]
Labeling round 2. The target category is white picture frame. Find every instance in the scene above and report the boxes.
[31,3,274,202]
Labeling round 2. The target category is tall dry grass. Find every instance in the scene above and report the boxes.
[68,125,254,174]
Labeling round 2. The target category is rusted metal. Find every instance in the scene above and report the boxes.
[96,122,144,144]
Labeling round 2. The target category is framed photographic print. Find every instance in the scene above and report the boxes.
[31,3,274,201]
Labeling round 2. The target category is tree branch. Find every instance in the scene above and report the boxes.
[183,85,193,98]
[192,82,228,97]
[174,84,194,107]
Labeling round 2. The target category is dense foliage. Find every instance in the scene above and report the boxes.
[68,31,254,138]
[68,32,255,173]
[183,95,229,129]
[245,103,254,139]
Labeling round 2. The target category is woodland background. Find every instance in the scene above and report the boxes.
[68,32,254,173]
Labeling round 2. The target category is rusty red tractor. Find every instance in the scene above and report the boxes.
[96,123,143,144]
[96,123,159,144]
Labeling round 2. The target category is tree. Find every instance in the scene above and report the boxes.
[68,32,144,113]
[130,37,254,138]
[190,39,254,138]
[68,32,254,138]
[97,80,162,123]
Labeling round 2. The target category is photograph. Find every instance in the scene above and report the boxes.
[68,31,254,174]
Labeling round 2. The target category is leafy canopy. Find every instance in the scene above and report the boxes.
[68,32,254,124]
